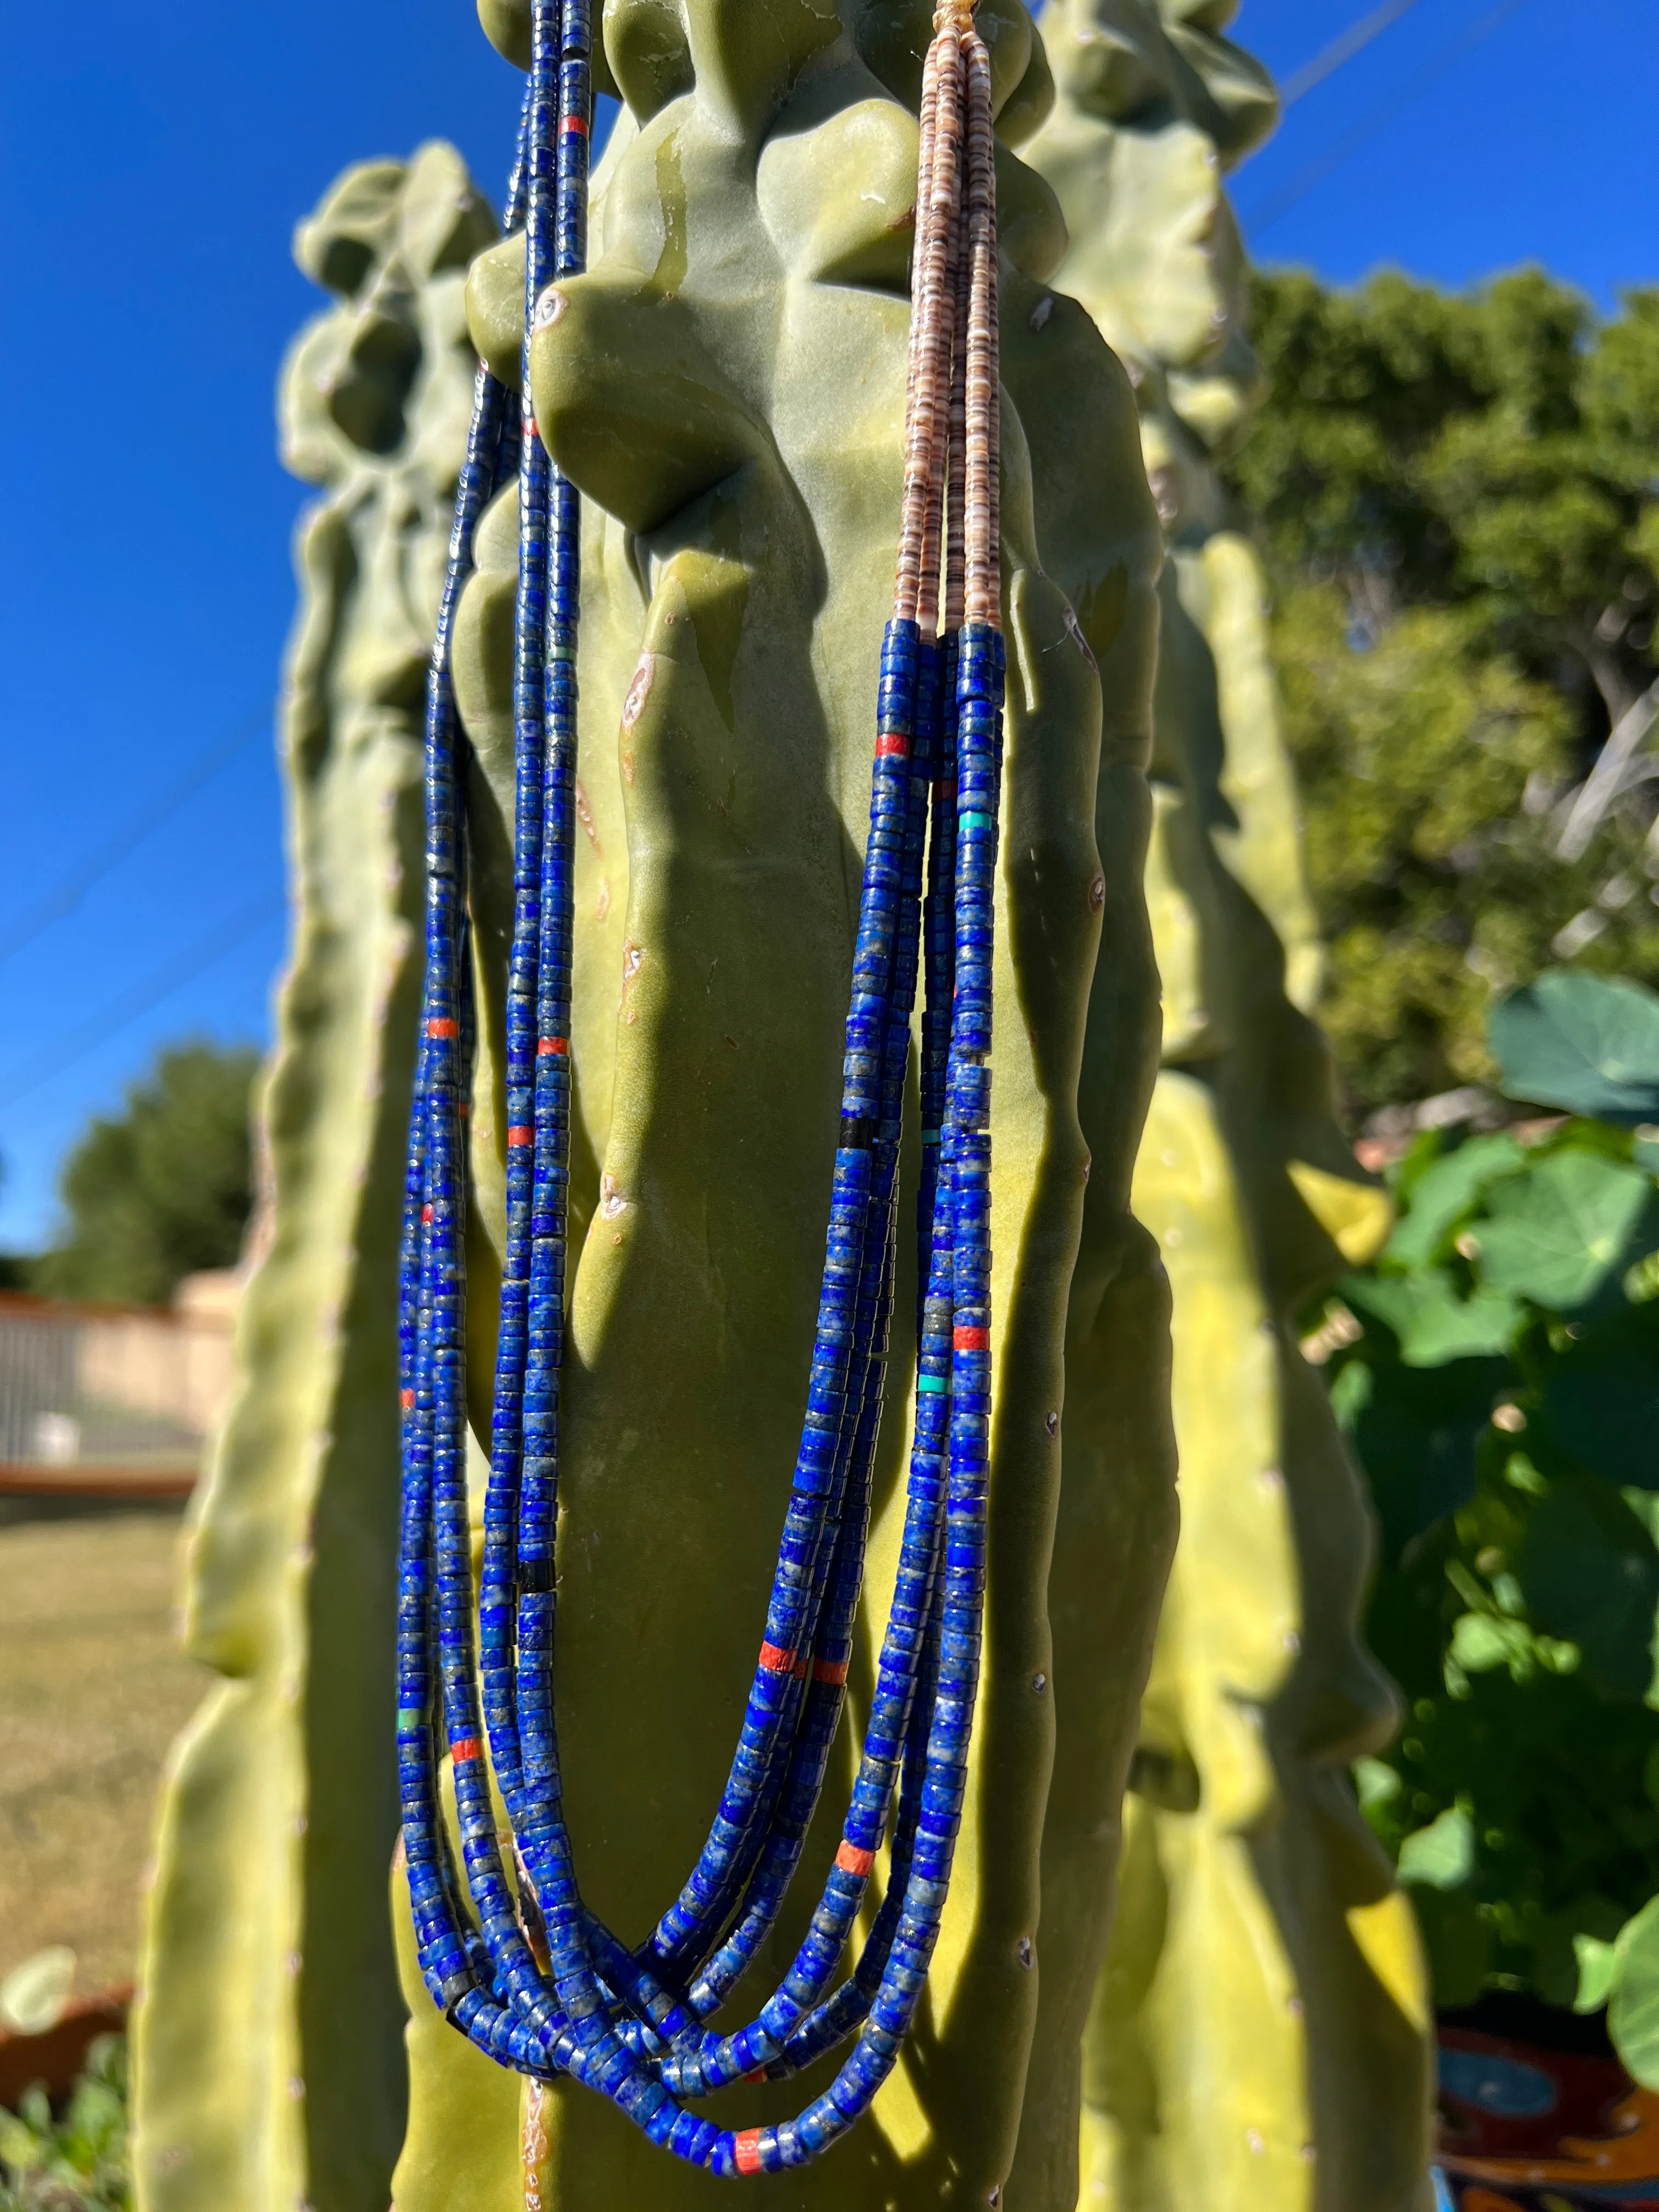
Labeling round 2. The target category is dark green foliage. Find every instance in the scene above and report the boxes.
[0,2035,129,2210]
[1328,974,1659,2072]
[1227,269,1659,1108]
[34,1042,259,1308]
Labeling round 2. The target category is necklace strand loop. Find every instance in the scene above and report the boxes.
[396,0,1006,2170]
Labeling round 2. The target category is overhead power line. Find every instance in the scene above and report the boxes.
[1245,0,1537,239]
[0,891,287,1114]
[1280,0,1426,111]
[0,703,269,975]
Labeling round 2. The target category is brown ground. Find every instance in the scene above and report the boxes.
[0,1503,207,1999]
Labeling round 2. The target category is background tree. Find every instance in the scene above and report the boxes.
[1226,268,1659,1110]
[35,1040,258,1306]
[0,1155,29,1289]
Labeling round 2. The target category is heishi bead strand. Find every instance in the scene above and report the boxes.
[644,9,971,2101]
[626,10,969,1994]
[394,0,1009,2171]
[399,25,583,2081]
[500,4,960,2123]
[636,0,969,2062]
[713,15,1007,2169]
[396,87,535,2041]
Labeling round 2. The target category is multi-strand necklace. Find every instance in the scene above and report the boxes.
[397,0,1006,2174]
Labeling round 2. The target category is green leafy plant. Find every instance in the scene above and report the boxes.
[0,2036,129,2211]
[1323,973,1659,2072]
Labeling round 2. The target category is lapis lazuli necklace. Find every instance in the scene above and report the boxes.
[397,0,1005,2174]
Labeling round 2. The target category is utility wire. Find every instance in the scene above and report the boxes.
[0,891,287,1114]
[0,703,269,975]
[1280,0,1426,111]
[1244,0,1537,238]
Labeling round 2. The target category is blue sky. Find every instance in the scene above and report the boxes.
[0,0,1652,1255]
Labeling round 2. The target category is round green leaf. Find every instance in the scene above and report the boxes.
[1398,1803,1475,1889]
[1385,1133,1527,1272]
[1477,1148,1650,1310]
[1533,1894,1627,2006]
[1576,1932,1620,2013]
[1345,1266,1524,1364]
[1611,1895,1659,2086]
[1491,970,1659,1123]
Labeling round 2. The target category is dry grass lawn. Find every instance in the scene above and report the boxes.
[0,1505,206,1998]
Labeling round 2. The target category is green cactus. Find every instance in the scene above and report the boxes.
[1023,7,1437,2207]
[389,2,1177,2206]
[131,143,499,2212]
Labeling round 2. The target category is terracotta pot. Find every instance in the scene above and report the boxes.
[0,1987,130,2109]
[1434,2003,1659,2210]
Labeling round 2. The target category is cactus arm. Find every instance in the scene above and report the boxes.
[132,146,498,2212]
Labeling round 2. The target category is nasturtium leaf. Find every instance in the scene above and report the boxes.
[1490,970,1659,1123]
[1344,1272,1434,1345]
[1344,1268,1524,1367]
[1533,1894,1627,2006]
[1354,1755,1401,1815]
[1450,1610,1527,1675]
[1519,1477,1659,1702]
[1576,1932,1620,2013]
[1399,1803,1475,1888]
[1385,1133,1527,1272]
[1403,1283,1527,1365]
[1610,1895,1659,2086]
[1477,1148,1650,1310]
[1546,1316,1659,1489]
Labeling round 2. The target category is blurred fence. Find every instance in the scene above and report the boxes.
[0,1278,238,1497]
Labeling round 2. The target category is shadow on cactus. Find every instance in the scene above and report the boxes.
[1318,972,1659,2079]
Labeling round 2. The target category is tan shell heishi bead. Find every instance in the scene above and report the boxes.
[981,43,1001,622]
[895,28,965,623]
[913,136,961,636]
[962,28,1001,628]
[894,31,947,620]
[928,2,972,640]
[914,246,953,637]
[980,57,1002,621]
[941,166,970,636]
